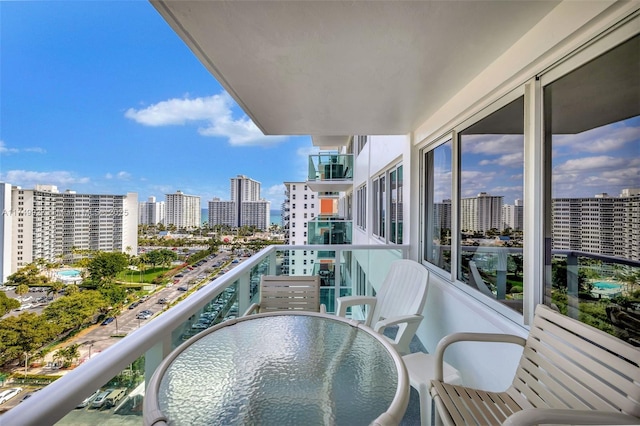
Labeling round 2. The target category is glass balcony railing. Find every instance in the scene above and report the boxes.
[1,244,407,426]
[307,218,352,245]
[306,153,354,192]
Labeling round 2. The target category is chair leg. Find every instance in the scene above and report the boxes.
[419,383,430,426]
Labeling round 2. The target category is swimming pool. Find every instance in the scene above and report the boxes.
[57,269,81,277]
[593,282,622,290]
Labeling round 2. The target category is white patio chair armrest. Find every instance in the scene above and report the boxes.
[243,303,260,316]
[434,332,526,381]
[336,295,377,324]
[373,314,422,333]
[503,408,640,426]
[320,304,327,314]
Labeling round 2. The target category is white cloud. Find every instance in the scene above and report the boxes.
[105,173,113,179]
[479,151,524,168]
[0,141,19,155]
[24,147,47,154]
[463,134,523,155]
[554,124,640,153]
[554,155,628,173]
[265,184,286,207]
[125,92,287,147]
[1,170,90,187]
[117,171,131,180]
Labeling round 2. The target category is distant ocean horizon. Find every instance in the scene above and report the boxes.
[201,208,282,226]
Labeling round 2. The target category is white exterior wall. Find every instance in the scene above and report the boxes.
[359,2,639,392]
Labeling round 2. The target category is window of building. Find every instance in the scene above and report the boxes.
[420,20,639,335]
[304,194,308,200]
[356,185,367,230]
[390,165,403,244]
[356,135,368,155]
[542,33,639,338]
[424,139,453,273]
[457,95,524,312]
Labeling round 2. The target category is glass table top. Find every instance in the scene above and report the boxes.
[154,313,401,425]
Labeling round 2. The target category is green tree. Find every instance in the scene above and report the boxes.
[87,251,130,286]
[0,313,61,366]
[47,281,64,299]
[6,263,50,287]
[0,292,20,315]
[43,291,108,333]
[15,284,30,298]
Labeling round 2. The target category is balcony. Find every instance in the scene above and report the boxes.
[306,153,353,192]
[1,244,413,425]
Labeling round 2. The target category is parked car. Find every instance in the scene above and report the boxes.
[100,317,115,326]
[157,298,168,304]
[0,388,23,404]
[19,389,41,403]
[177,286,188,292]
[76,389,100,408]
[91,389,113,408]
[128,301,140,310]
[136,310,153,320]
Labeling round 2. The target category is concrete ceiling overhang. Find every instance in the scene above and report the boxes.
[151,1,560,137]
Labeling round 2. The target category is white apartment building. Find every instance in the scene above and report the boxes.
[460,192,504,233]
[230,175,261,203]
[552,190,640,261]
[282,182,320,276]
[208,176,270,230]
[165,190,201,229]
[0,183,13,283]
[0,184,137,278]
[208,198,236,228]
[502,199,524,231]
[139,196,166,226]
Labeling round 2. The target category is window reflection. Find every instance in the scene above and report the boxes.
[458,96,525,312]
[424,140,452,272]
[545,35,639,345]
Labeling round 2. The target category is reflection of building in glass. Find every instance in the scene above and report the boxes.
[460,192,503,233]
[502,199,523,231]
[552,189,640,261]
[433,199,452,232]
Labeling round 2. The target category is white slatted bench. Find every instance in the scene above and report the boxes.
[430,304,640,425]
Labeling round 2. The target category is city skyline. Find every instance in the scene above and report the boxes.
[0,1,317,210]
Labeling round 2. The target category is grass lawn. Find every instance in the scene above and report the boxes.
[116,266,172,284]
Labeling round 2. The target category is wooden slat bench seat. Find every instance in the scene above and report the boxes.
[244,275,324,315]
[430,304,640,425]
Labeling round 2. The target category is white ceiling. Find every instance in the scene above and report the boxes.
[151,0,560,138]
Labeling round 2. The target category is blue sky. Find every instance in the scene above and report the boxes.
[1,1,316,209]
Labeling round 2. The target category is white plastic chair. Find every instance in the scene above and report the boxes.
[336,259,429,354]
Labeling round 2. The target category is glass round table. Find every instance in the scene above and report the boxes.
[144,311,409,426]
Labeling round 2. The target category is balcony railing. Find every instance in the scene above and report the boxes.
[1,244,407,425]
[306,153,353,192]
[307,217,352,245]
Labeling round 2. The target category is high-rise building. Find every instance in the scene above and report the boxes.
[502,199,524,231]
[165,191,201,229]
[208,176,270,230]
[460,192,504,233]
[552,189,639,261]
[230,175,261,203]
[0,184,138,276]
[138,196,166,226]
[282,182,320,276]
[0,183,13,283]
